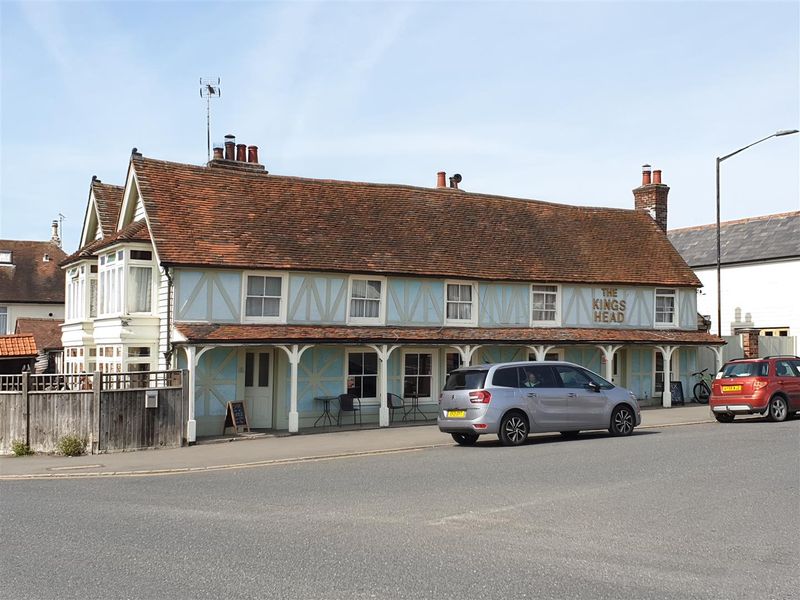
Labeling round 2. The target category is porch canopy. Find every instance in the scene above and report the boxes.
[175,324,725,437]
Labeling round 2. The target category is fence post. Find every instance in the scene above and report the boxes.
[92,372,101,454]
[22,372,30,449]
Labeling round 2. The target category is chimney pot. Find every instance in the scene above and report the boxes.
[436,171,446,188]
[247,145,259,164]
[652,169,662,184]
[224,134,235,160]
[213,147,224,160]
[236,144,246,162]
[641,164,652,186]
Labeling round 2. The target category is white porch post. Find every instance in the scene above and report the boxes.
[597,344,623,382]
[368,344,401,427]
[452,344,483,367]
[655,345,678,408]
[186,346,197,443]
[276,344,314,433]
[708,345,724,373]
[527,344,555,362]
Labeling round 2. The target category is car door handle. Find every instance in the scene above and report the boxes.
[567,392,577,397]
[527,392,537,398]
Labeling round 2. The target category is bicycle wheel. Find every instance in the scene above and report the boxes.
[693,382,710,404]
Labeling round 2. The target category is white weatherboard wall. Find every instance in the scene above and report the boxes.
[694,259,800,336]
[3,303,64,334]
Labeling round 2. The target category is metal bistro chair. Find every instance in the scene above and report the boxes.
[387,393,405,423]
[337,393,362,426]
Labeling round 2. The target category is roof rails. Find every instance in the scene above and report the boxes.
[763,355,800,359]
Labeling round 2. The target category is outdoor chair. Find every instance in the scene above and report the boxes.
[337,393,362,426]
[387,393,405,423]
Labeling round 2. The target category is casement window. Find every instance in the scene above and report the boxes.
[445,281,477,326]
[243,272,287,322]
[403,352,433,400]
[655,288,676,326]
[128,251,153,314]
[99,251,124,315]
[347,351,378,401]
[531,284,560,325]
[0,306,6,334]
[347,277,385,325]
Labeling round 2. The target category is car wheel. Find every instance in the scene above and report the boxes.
[714,413,735,423]
[560,431,580,439]
[499,412,529,446]
[609,405,635,437]
[451,432,479,446]
[768,396,788,422]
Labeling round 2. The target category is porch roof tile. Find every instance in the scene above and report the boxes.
[0,334,38,358]
[175,323,724,346]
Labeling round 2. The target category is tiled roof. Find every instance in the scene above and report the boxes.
[0,334,38,358]
[92,181,124,236]
[0,240,67,303]
[62,220,151,266]
[14,318,64,351]
[176,323,724,346]
[669,211,800,268]
[132,156,701,287]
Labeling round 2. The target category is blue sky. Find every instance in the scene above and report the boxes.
[1,1,798,252]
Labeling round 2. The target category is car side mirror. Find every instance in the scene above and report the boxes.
[585,381,601,393]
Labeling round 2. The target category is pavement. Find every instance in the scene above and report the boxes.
[0,404,715,479]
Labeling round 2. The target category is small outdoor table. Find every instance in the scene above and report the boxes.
[314,396,338,427]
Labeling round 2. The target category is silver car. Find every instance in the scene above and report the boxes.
[437,361,642,446]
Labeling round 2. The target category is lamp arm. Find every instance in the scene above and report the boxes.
[718,134,777,163]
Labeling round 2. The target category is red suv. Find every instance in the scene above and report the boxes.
[710,356,800,423]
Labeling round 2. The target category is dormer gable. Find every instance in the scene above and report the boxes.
[79,177,124,248]
[117,157,147,231]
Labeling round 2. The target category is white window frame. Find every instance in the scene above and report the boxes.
[444,280,478,327]
[241,271,288,324]
[530,283,561,326]
[345,348,379,405]
[346,276,387,326]
[127,250,155,315]
[654,288,677,328]
[0,306,7,334]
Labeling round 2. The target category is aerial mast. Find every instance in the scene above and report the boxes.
[199,77,221,162]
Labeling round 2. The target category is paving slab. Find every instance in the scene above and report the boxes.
[0,404,715,479]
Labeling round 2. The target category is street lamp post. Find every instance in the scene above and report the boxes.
[715,129,798,337]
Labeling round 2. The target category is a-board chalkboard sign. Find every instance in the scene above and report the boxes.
[223,401,250,433]
[669,381,685,406]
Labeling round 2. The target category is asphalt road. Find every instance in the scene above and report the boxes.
[1,421,798,600]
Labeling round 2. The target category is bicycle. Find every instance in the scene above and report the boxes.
[691,368,713,404]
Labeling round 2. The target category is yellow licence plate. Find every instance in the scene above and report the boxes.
[722,385,742,393]
[447,410,466,418]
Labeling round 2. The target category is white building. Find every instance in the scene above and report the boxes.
[669,211,800,341]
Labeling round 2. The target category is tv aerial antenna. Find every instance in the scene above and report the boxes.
[199,77,221,161]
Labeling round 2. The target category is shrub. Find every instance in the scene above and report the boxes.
[57,435,87,457]
[11,440,34,456]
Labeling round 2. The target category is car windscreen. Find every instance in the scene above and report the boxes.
[721,362,768,378]
[444,369,488,390]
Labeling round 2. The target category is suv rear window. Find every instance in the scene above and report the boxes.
[721,361,768,378]
[444,369,488,390]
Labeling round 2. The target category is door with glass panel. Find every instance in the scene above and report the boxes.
[242,350,273,429]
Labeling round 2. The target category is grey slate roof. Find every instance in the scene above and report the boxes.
[668,212,800,268]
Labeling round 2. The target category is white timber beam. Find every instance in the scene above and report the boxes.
[275,344,314,433]
[596,344,624,382]
[367,344,401,427]
[655,345,678,408]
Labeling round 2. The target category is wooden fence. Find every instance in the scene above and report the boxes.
[0,371,188,455]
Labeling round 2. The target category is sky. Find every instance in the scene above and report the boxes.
[1,0,798,252]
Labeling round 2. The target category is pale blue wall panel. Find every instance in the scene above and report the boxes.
[479,283,529,326]
[387,279,443,325]
[195,348,238,417]
[679,289,698,330]
[210,272,241,322]
[563,286,654,329]
[175,270,207,321]
[288,274,347,324]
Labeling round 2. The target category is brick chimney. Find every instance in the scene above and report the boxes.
[633,164,669,232]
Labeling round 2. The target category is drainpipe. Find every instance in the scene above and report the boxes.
[163,265,174,368]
